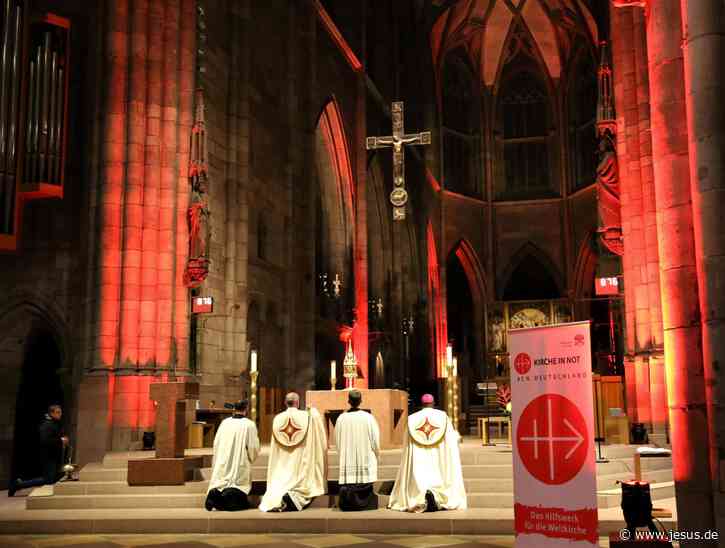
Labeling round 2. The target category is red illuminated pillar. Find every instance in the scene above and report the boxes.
[81,0,196,459]
[353,7,368,388]
[681,0,725,533]
[610,5,654,426]
[631,5,667,442]
[139,0,164,366]
[120,0,149,368]
[96,0,129,368]
[174,0,196,374]
[645,0,715,533]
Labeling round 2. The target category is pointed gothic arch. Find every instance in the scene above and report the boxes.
[0,296,72,490]
[446,239,487,406]
[499,242,563,300]
[315,97,356,282]
[427,222,447,379]
[449,238,488,307]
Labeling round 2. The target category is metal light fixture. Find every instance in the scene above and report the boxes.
[369,297,383,319]
[401,315,414,335]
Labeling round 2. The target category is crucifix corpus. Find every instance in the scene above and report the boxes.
[366,101,431,221]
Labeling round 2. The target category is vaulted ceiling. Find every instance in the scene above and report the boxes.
[431,0,598,87]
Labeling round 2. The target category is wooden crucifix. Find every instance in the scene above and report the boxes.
[366,102,431,221]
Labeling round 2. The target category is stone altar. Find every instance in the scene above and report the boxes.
[306,389,408,449]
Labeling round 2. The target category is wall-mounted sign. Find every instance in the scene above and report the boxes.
[192,296,213,314]
[595,276,619,296]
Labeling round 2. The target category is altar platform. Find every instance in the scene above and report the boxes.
[306,388,408,448]
[0,440,676,535]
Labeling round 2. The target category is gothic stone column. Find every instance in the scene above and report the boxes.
[681,0,725,531]
[646,0,715,536]
[610,3,653,428]
[79,0,196,462]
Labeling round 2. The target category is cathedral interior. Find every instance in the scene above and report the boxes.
[0,0,723,534]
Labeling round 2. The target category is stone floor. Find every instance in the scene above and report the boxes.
[0,533,615,547]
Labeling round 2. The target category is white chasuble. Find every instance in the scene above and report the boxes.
[387,407,467,512]
[335,409,380,485]
[208,416,260,494]
[258,407,327,511]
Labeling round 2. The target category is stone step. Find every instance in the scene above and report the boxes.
[597,481,675,509]
[64,463,674,500]
[82,456,672,484]
[98,443,663,465]
[596,468,673,490]
[0,505,677,536]
[102,448,519,468]
[29,481,675,511]
[55,477,515,497]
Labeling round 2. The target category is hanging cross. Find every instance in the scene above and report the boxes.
[366,102,431,221]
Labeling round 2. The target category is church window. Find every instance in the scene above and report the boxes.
[497,71,553,200]
[442,52,480,199]
[569,52,598,191]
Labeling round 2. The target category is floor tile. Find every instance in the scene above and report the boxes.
[384,536,468,548]
[200,534,281,547]
[34,535,117,547]
[294,534,374,547]
[131,543,212,548]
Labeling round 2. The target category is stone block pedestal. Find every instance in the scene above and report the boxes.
[127,381,199,486]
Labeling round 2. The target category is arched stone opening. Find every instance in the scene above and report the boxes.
[0,304,70,489]
[313,98,356,388]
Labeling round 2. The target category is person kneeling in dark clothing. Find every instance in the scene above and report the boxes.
[9,404,68,496]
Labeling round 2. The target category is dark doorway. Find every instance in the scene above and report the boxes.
[11,326,65,481]
[446,254,478,411]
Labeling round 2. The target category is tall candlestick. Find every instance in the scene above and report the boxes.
[250,349,257,374]
[249,349,258,423]
[446,343,453,368]
[330,360,337,390]
[452,357,459,431]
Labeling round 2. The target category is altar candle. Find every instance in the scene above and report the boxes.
[331,360,336,378]
[250,350,258,373]
[446,344,453,367]
[452,357,458,377]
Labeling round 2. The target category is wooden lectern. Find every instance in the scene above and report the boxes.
[127,381,201,485]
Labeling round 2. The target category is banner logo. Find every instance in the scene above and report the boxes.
[516,393,588,485]
[514,352,532,375]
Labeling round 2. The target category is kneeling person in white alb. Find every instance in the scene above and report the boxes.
[205,400,260,511]
[335,389,380,511]
[388,393,467,512]
[259,392,327,512]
